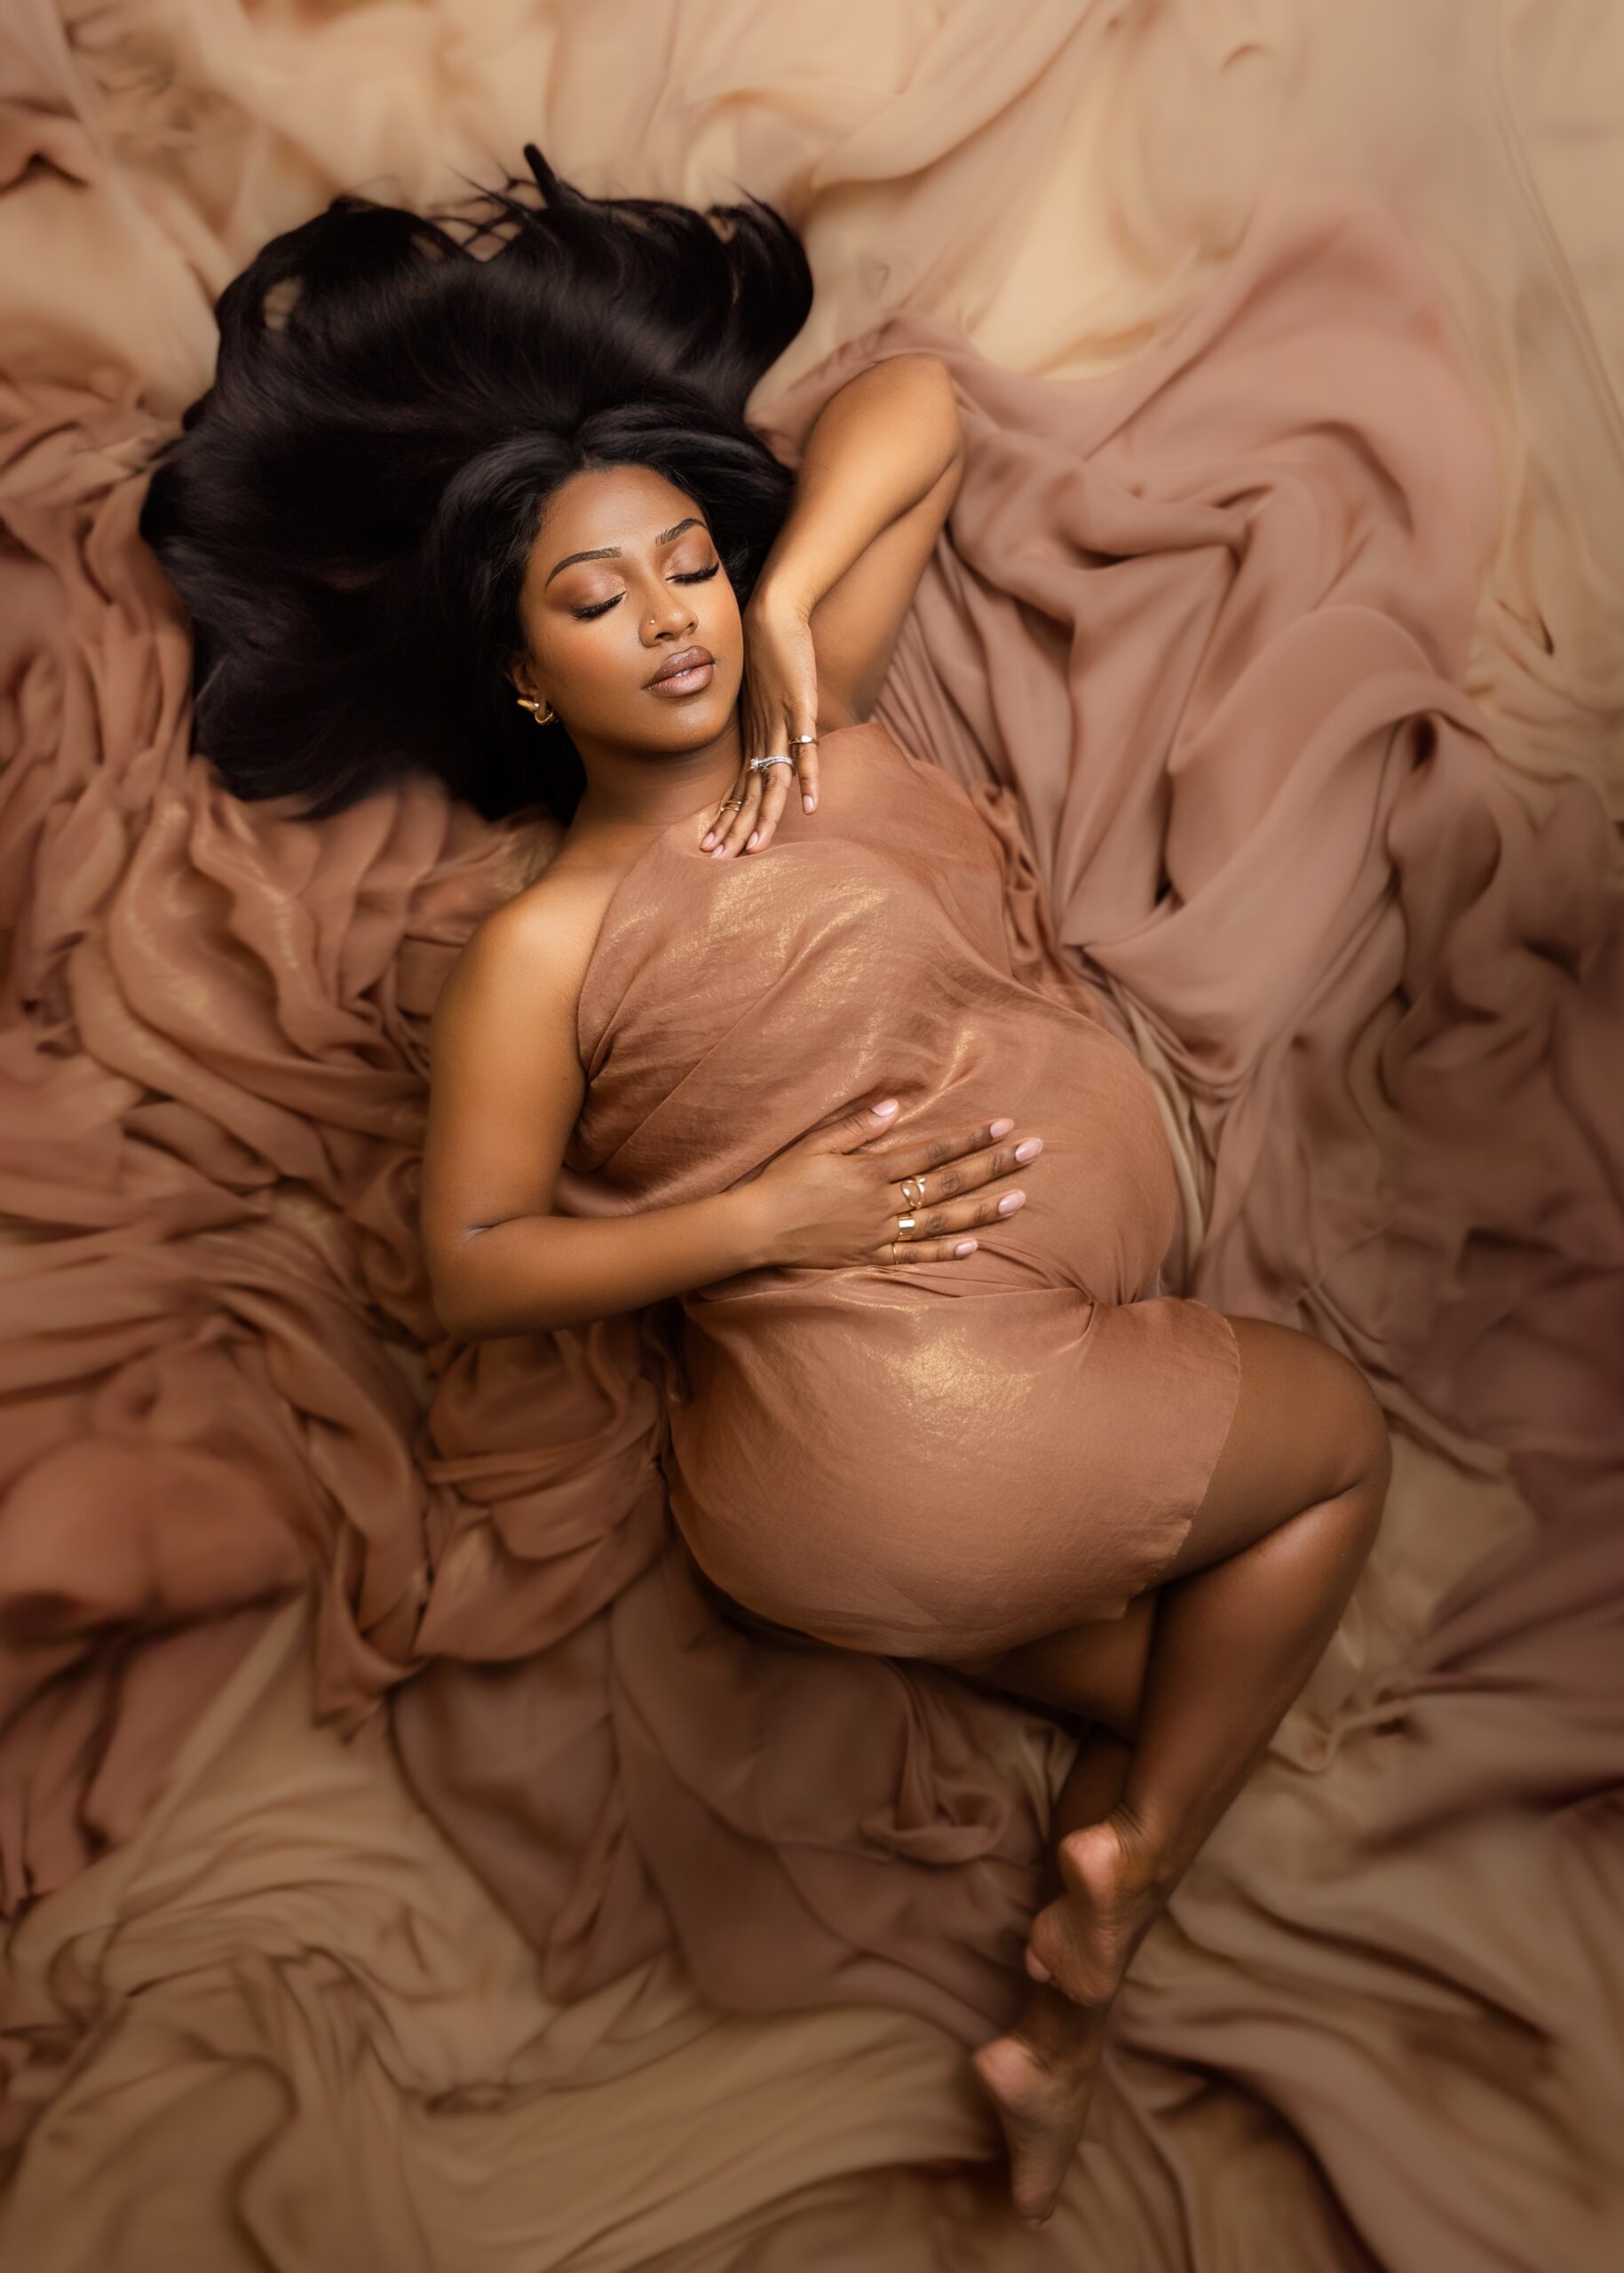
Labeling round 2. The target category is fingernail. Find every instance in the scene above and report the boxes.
[955,1239,977,1255]
[1014,1137,1042,1161]
[1025,1947,1053,1984]
[803,794,814,812]
[711,843,728,858]
[873,1098,899,1116]
[988,1117,1015,1139]
[997,1190,1026,1214]
[701,831,715,847]
[747,830,760,849]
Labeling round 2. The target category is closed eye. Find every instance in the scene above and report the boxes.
[572,562,720,621]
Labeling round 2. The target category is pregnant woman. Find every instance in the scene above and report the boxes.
[143,146,1391,2229]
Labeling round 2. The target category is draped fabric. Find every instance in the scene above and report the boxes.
[2,4,1621,2268]
[576,722,1240,1653]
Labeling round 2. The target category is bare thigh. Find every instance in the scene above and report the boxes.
[945,1314,1388,1723]
[1159,1314,1389,1581]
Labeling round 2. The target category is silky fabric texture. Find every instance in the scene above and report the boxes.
[570,720,1240,1657]
[3,3,1623,2269]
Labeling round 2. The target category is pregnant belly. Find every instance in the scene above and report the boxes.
[940,1016,1181,1304]
[658,1020,1193,1652]
[1014,1041,1179,1302]
[675,1011,1179,1316]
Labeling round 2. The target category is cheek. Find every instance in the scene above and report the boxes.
[709,581,743,638]
[534,617,637,715]
[692,583,742,686]
[701,585,744,682]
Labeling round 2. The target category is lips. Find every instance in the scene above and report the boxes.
[646,645,714,688]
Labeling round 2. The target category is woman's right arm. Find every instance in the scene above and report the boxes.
[421,892,1042,1342]
[421,894,772,1340]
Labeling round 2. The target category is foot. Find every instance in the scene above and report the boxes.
[971,2001,1109,2228]
[1024,1807,1173,2008]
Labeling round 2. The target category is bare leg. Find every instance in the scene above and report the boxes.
[958,1599,1153,2221]
[965,1315,1391,2226]
[969,1726,1135,2222]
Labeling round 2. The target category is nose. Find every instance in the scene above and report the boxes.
[641,582,697,640]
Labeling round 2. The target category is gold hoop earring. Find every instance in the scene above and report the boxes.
[515,695,557,727]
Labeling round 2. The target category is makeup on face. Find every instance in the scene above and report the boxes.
[519,471,741,734]
[645,645,715,698]
[548,516,721,633]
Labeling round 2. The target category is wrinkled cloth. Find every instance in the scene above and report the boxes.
[573,721,1240,1655]
[3,1,1624,2269]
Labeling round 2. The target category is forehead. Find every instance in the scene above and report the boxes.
[535,463,703,557]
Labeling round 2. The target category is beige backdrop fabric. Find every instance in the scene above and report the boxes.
[1,3,1621,2269]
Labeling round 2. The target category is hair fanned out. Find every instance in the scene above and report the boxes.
[139,145,814,821]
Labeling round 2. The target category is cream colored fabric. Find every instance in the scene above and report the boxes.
[3,2,1621,2266]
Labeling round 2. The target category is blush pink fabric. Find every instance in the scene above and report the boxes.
[3,54,1622,2253]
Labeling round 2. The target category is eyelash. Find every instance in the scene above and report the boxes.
[572,563,720,621]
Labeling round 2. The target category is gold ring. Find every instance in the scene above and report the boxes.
[900,1176,925,1208]
[897,1213,917,1235]
[789,733,818,745]
[718,797,743,810]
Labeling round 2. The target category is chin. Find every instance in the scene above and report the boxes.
[655,683,738,743]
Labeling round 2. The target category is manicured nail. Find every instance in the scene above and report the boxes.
[873,1098,899,1116]
[803,793,815,811]
[988,1117,1015,1139]
[955,1239,977,1255]
[1014,1137,1042,1161]
[997,1190,1026,1214]
[747,830,760,849]
[711,843,728,858]
[701,830,715,847]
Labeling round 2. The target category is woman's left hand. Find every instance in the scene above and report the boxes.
[701,589,820,858]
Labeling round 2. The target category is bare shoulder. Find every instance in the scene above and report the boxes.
[433,856,621,1043]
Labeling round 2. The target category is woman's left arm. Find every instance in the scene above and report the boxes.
[704,352,963,857]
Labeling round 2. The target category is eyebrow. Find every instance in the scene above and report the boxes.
[543,517,706,588]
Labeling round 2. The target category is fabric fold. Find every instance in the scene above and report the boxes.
[3,8,1621,2262]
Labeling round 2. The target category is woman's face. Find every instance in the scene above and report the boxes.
[510,463,743,756]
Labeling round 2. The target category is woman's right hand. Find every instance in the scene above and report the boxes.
[740,1095,1042,1271]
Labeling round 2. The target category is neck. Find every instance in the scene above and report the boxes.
[570,709,745,837]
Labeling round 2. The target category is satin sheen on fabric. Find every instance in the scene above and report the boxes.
[3,4,1623,2266]
[567,721,1240,1657]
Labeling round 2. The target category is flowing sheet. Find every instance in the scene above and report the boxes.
[2,3,1621,2267]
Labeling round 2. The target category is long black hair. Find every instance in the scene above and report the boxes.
[139,146,813,822]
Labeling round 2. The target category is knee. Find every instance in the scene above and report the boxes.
[1252,1317,1390,1517]
[1322,1347,1391,1526]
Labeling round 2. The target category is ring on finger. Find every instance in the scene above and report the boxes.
[706,798,744,846]
[897,1213,917,1236]
[899,1176,926,1208]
